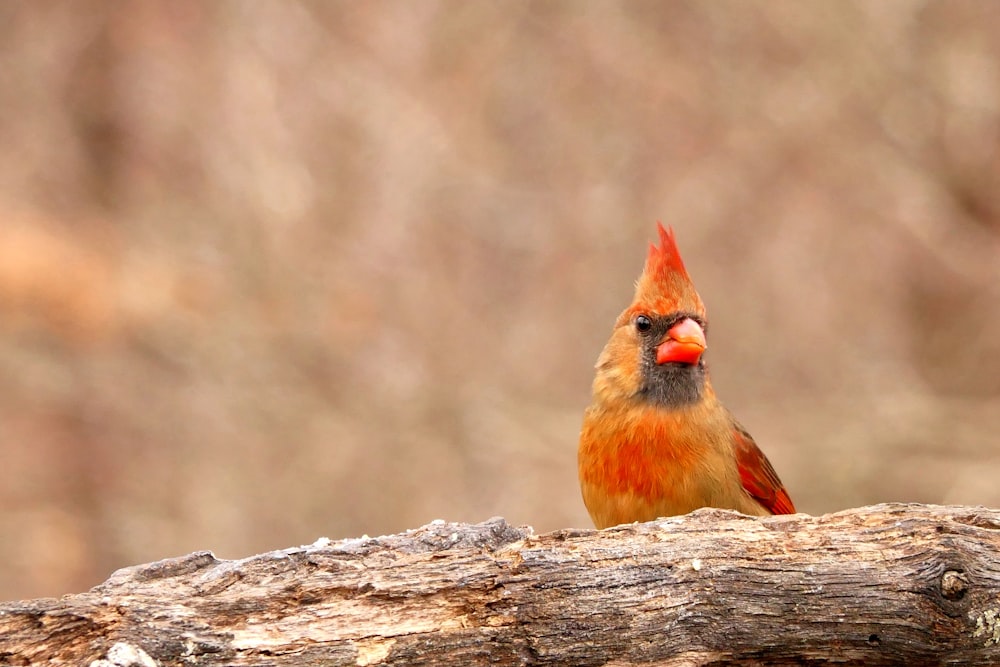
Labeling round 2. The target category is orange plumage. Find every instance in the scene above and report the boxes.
[578,223,795,528]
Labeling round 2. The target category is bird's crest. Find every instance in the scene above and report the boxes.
[627,223,705,319]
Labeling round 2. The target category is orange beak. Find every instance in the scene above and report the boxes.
[655,317,706,365]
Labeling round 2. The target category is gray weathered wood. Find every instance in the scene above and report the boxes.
[2,503,1000,666]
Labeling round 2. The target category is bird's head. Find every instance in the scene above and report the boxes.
[593,223,710,407]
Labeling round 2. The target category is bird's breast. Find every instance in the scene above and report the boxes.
[578,403,749,527]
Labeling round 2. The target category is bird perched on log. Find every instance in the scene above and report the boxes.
[578,223,795,528]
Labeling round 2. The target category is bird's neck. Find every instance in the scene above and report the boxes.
[590,382,721,436]
[637,359,709,409]
[592,359,715,411]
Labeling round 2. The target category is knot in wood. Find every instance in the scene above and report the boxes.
[941,570,969,600]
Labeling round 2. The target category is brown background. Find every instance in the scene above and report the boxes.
[1,1,999,602]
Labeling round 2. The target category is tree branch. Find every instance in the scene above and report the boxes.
[3,503,1000,666]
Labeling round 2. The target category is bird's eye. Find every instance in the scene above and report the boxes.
[635,315,652,333]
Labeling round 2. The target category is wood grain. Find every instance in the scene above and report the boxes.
[3,503,1000,666]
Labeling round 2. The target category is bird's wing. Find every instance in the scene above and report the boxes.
[731,419,796,515]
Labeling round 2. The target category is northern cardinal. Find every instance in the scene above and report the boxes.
[578,223,795,528]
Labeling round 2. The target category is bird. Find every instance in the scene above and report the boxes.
[578,223,795,528]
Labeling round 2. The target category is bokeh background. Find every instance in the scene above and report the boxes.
[2,1,1000,602]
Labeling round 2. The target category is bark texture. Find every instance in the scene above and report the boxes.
[3,503,1000,666]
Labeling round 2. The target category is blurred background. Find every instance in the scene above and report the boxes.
[1,1,999,602]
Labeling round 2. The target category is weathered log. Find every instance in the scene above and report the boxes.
[2,503,1000,666]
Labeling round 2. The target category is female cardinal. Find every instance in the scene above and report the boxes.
[578,223,795,528]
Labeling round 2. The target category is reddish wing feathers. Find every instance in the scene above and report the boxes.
[732,421,796,515]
